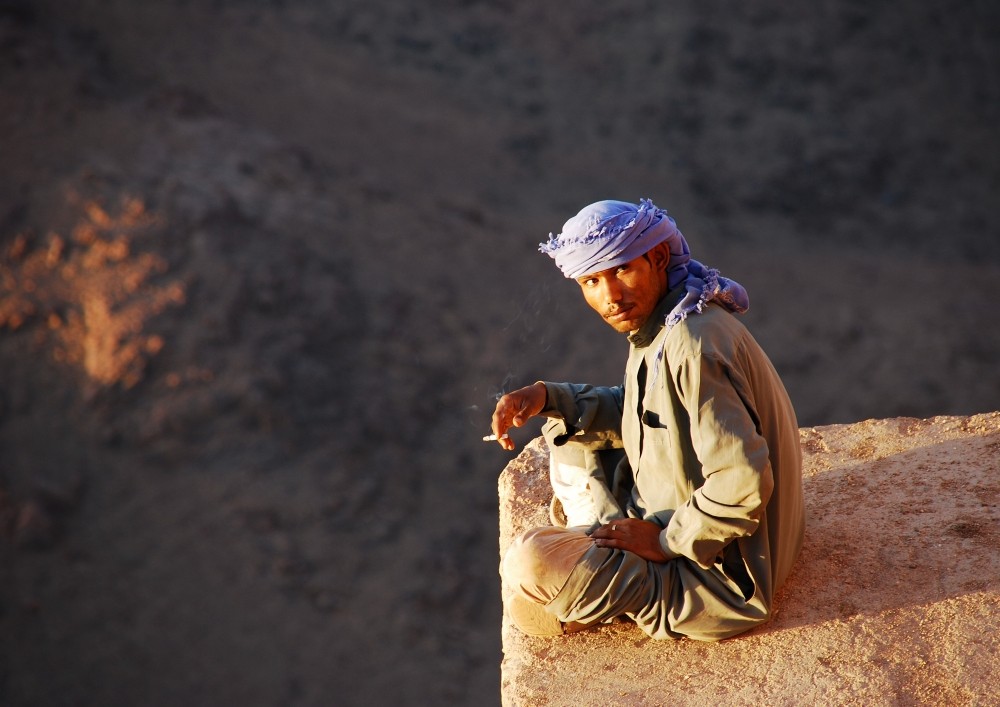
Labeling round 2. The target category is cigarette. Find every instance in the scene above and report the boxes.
[482,434,509,442]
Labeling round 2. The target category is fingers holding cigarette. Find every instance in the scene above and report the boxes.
[483,432,515,452]
[489,382,546,451]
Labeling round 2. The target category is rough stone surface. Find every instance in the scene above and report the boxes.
[499,413,1000,706]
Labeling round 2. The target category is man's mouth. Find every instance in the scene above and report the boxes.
[606,306,634,322]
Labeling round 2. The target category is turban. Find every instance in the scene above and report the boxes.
[540,198,749,332]
[539,198,681,281]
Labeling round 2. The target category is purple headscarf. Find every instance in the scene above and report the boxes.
[540,198,749,332]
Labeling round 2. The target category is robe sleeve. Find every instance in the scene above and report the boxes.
[539,381,624,447]
[660,354,775,568]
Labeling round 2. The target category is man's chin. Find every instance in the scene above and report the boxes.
[605,317,640,333]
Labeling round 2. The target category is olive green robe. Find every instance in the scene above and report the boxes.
[539,288,804,640]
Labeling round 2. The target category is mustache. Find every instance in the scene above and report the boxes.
[603,304,633,317]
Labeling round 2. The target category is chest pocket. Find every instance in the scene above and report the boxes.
[639,409,672,450]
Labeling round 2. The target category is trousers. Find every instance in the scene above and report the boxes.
[500,436,773,641]
[502,526,594,604]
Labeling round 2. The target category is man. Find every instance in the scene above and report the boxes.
[491,198,804,641]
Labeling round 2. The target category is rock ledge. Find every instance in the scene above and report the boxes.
[498,413,1000,706]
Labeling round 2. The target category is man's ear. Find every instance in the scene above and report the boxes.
[650,242,671,271]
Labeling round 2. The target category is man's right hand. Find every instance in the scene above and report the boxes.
[490,382,547,451]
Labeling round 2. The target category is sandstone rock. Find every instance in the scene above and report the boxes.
[499,413,1000,706]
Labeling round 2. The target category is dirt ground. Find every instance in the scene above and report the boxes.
[1,2,998,705]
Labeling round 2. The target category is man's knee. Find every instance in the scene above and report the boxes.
[502,529,548,602]
[502,526,591,604]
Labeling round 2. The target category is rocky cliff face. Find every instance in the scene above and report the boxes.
[500,414,1000,706]
[1,2,998,705]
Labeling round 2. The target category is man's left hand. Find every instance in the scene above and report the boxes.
[591,518,670,563]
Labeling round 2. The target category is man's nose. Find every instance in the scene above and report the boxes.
[601,280,623,304]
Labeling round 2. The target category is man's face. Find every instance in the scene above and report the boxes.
[575,249,669,334]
